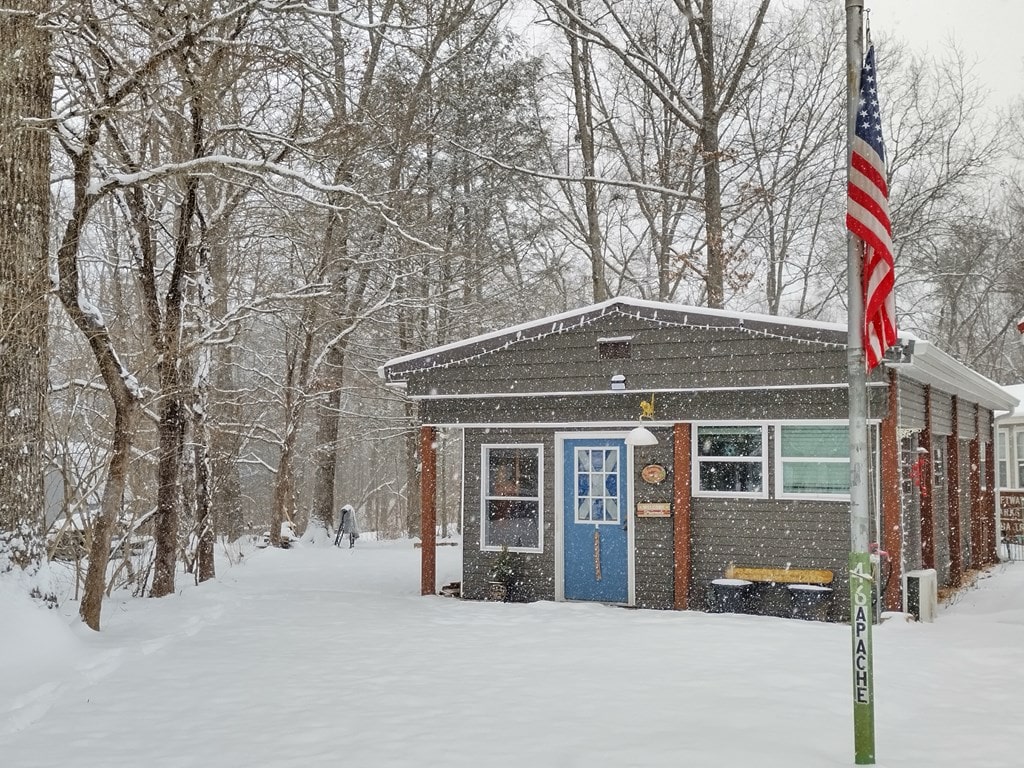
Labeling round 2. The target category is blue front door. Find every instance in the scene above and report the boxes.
[563,437,629,603]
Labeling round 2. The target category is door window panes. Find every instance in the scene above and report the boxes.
[575,447,620,523]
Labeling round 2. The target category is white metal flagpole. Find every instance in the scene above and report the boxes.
[845,0,875,764]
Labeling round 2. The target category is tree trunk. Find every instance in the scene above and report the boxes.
[79,402,137,628]
[207,233,245,540]
[565,0,605,302]
[310,343,345,533]
[0,1,52,583]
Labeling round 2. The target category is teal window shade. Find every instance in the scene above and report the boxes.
[779,425,850,496]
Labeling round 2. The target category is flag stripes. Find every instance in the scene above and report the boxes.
[846,44,896,371]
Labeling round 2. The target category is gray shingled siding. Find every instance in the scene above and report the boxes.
[901,435,924,572]
[631,436,676,609]
[933,442,951,587]
[403,317,849,397]
[418,388,867,427]
[460,429,557,602]
[931,390,953,436]
[689,498,850,618]
[979,408,994,440]
[898,378,927,430]
[688,429,849,620]
[960,444,972,568]
[958,401,977,439]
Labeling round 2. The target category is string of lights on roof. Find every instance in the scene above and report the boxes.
[391,305,846,379]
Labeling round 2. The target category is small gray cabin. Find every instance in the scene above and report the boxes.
[381,298,1017,618]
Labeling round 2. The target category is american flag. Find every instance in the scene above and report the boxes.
[846,44,896,371]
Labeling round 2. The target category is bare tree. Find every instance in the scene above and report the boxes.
[541,0,771,308]
[0,0,53,594]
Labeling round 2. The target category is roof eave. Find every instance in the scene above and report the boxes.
[890,340,1019,412]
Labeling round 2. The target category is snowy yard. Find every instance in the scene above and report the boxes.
[3,539,1024,768]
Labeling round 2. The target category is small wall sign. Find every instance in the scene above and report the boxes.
[636,502,671,518]
[640,463,667,484]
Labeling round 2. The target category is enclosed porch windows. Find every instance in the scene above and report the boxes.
[481,445,543,552]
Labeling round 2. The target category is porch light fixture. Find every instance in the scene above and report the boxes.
[626,425,659,447]
[610,374,626,391]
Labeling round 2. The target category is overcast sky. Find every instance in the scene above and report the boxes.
[871,0,1023,108]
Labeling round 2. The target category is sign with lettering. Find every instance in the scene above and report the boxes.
[636,502,671,518]
[849,552,875,763]
[1002,491,1024,536]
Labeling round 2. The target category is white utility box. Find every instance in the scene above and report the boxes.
[903,568,938,622]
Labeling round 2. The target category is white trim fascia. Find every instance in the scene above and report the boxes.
[406,381,884,402]
[419,417,883,430]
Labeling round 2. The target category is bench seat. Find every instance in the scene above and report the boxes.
[724,564,834,585]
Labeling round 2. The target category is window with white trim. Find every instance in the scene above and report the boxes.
[998,429,1010,489]
[694,425,765,496]
[980,441,987,491]
[777,424,850,498]
[1016,430,1024,488]
[481,445,542,551]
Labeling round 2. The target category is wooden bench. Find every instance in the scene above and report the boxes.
[724,564,834,586]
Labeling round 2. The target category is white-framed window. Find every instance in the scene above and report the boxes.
[998,429,1010,489]
[775,424,850,500]
[980,441,987,491]
[1016,430,1024,489]
[693,425,766,497]
[480,444,543,552]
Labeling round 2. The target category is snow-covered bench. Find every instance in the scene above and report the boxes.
[724,564,833,586]
[718,564,836,619]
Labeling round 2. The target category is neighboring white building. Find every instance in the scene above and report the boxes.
[996,384,1024,491]
[996,384,1024,556]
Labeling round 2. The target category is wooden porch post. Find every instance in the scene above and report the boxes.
[881,371,903,610]
[947,396,962,587]
[673,423,692,610]
[969,404,983,569]
[920,385,936,570]
[420,425,437,596]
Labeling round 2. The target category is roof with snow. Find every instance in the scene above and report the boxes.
[380,297,1017,412]
[382,297,847,379]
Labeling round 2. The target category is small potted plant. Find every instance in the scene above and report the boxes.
[488,545,518,602]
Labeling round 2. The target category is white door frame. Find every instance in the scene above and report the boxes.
[553,430,636,606]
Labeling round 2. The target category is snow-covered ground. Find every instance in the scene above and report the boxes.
[3,539,1023,768]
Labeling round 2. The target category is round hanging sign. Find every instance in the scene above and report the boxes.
[640,463,667,485]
